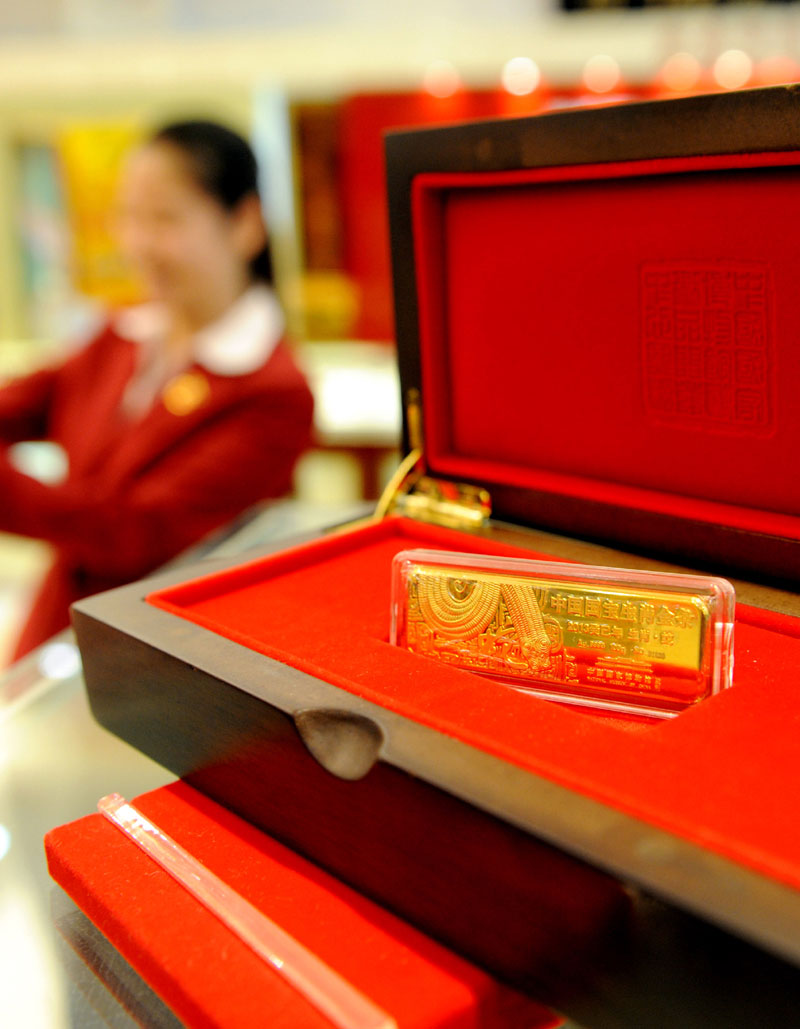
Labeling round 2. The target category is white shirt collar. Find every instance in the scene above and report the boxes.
[114,284,284,377]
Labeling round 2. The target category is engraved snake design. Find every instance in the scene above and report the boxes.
[416,575,552,671]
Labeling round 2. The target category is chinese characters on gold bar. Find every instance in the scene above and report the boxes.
[390,550,735,718]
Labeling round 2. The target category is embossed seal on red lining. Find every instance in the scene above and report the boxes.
[641,262,774,436]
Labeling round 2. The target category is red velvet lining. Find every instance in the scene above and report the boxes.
[46,781,556,1028]
[412,152,800,538]
[149,517,800,894]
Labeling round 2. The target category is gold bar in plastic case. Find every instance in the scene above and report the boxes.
[390,550,735,718]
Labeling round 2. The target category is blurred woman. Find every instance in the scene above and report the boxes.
[0,120,314,659]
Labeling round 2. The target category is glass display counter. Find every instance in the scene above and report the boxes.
[0,499,368,1028]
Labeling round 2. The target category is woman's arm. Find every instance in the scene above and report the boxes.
[0,332,110,444]
[0,365,59,443]
[0,384,313,581]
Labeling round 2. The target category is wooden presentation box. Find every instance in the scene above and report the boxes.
[73,87,800,1027]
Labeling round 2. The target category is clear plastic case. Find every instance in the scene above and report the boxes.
[390,549,735,718]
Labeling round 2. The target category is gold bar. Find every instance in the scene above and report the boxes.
[390,550,735,718]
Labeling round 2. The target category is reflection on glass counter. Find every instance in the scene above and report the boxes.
[0,500,368,1028]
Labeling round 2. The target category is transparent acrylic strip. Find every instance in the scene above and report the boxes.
[98,794,397,1029]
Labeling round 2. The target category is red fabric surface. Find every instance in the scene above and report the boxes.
[0,324,313,658]
[150,516,800,894]
[45,781,557,1029]
[412,152,800,539]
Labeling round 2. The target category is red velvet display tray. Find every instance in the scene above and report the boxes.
[46,781,557,1029]
[149,515,800,898]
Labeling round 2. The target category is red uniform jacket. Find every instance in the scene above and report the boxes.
[0,316,313,659]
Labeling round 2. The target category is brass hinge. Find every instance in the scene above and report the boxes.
[374,387,491,531]
[391,473,492,530]
[375,455,491,531]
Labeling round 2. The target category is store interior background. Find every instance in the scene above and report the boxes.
[0,0,798,666]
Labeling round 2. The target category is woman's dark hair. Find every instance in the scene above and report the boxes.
[151,119,273,284]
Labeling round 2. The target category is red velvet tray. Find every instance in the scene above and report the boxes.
[148,515,800,898]
[46,781,557,1029]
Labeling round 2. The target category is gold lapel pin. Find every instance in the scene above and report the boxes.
[161,371,211,417]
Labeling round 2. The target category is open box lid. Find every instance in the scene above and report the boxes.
[385,85,800,583]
